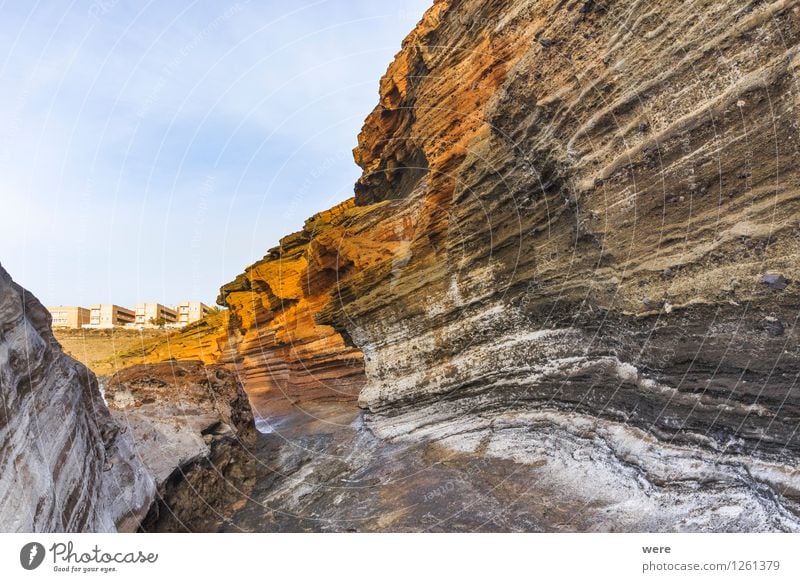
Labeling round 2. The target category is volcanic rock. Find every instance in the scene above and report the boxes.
[130,0,800,531]
[104,361,257,531]
[0,264,154,532]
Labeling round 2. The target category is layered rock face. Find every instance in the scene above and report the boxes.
[0,264,154,532]
[0,267,257,533]
[342,0,800,440]
[341,0,800,528]
[136,200,408,408]
[135,0,800,529]
[214,201,372,407]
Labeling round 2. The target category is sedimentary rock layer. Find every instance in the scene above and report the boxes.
[134,201,399,408]
[137,0,800,529]
[342,0,800,432]
[0,264,154,532]
[344,0,800,526]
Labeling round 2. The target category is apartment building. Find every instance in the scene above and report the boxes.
[135,303,178,327]
[47,306,90,328]
[87,304,135,327]
[176,301,212,325]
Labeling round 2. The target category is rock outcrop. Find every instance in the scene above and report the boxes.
[0,265,258,533]
[0,264,154,532]
[104,361,257,531]
[131,0,800,530]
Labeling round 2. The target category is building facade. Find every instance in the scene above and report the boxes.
[135,303,178,327]
[176,301,212,325]
[87,304,135,327]
[47,306,90,328]
[49,301,212,328]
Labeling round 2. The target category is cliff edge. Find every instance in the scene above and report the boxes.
[126,0,800,530]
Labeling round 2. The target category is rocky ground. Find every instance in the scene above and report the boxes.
[104,361,257,531]
[144,400,800,532]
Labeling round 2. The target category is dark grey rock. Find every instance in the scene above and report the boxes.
[761,273,789,290]
[760,317,785,337]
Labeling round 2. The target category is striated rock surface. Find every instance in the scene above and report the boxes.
[131,200,401,408]
[0,269,257,533]
[104,361,257,531]
[342,0,800,529]
[340,0,800,437]
[0,264,154,532]
[159,401,800,532]
[134,0,800,530]
[117,310,231,368]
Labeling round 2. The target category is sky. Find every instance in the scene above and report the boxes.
[0,0,430,308]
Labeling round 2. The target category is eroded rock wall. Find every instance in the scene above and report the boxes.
[0,264,154,532]
[147,0,800,453]
[338,0,800,446]
[131,0,800,529]
[340,0,800,528]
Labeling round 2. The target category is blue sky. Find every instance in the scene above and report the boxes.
[0,0,430,308]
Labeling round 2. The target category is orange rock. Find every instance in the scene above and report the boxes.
[135,0,800,426]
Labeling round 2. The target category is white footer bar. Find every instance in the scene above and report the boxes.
[0,533,796,581]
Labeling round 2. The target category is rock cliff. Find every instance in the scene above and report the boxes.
[0,264,154,532]
[133,0,800,530]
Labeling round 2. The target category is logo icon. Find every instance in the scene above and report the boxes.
[20,542,45,570]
